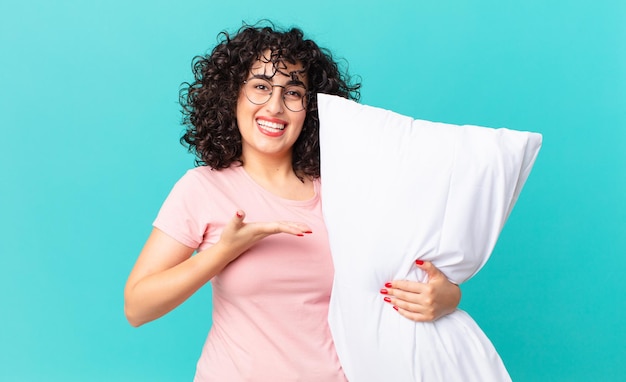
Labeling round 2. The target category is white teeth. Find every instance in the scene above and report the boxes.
[257,119,285,131]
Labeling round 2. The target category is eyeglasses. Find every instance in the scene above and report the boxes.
[242,77,308,112]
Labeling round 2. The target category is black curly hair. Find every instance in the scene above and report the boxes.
[179,21,361,179]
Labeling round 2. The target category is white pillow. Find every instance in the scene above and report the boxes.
[318,93,542,382]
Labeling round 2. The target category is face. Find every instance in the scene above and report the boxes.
[236,52,308,163]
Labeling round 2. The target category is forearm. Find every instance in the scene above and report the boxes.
[442,282,461,316]
[125,213,311,326]
[124,244,230,327]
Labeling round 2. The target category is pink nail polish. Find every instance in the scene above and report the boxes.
[393,306,399,311]
[383,297,391,303]
[384,282,393,288]
[379,289,388,294]
[415,259,424,265]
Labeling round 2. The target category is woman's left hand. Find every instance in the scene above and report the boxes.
[380,260,461,322]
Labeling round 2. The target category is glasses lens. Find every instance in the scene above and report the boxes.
[244,78,272,105]
[283,84,307,112]
[243,78,307,112]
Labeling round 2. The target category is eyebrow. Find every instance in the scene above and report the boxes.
[248,73,307,88]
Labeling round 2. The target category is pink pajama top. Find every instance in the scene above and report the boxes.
[153,166,347,381]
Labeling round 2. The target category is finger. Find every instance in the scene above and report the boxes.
[227,210,246,230]
[382,292,437,321]
[415,260,444,281]
[382,295,420,310]
[385,279,426,294]
[385,285,433,307]
[255,221,313,237]
[285,221,313,236]
[392,304,437,322]
[384,260,442,293]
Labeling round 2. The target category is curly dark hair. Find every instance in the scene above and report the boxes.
[179,21,361,178]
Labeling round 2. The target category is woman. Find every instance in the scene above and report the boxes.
[124,22,461,381]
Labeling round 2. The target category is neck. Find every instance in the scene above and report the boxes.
[241,153,313,200]
[243,160,297,181]
[241,151,301,182]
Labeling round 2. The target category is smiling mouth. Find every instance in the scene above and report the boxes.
[257,119,286,132]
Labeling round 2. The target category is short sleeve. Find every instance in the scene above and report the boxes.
[153,170,207,249]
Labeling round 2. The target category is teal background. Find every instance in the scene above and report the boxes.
[1,0,624,380]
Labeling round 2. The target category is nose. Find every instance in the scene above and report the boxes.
[264,86,285,114]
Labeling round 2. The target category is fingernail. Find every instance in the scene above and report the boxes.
[297,233,304,237]
[383,297,391,303]
[384,282,393,288]
[393,306,399,311]
[304,230,313,234]
[236,211,243,218]
[415,259,424,265]
[379,289,388,294]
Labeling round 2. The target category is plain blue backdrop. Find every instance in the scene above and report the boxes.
[1,0,624,380]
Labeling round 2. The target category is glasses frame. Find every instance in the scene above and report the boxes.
[242,77,309,112]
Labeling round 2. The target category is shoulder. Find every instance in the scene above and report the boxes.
[177,165,243,188]
[167,165,252,207]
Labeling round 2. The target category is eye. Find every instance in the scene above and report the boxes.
[253,82,271,92]
[247,78,272,93]
[284,86,305,100]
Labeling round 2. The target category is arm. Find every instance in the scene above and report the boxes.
[381,260,461,322]
[124,211,311,327]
